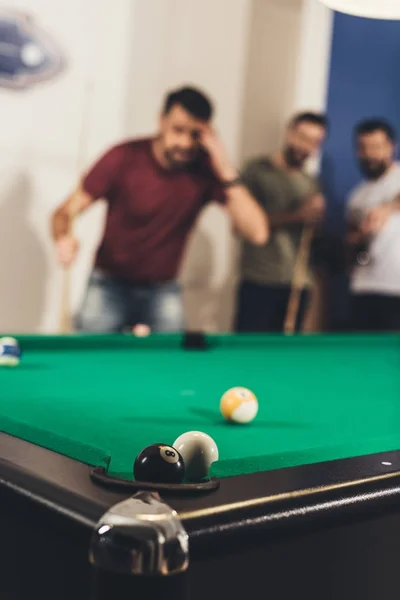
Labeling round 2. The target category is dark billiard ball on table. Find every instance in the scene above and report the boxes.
[134,443,185,484]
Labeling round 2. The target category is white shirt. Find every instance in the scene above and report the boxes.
[347,163,400,295]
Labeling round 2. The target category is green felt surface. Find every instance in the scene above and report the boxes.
[0,334,400,480]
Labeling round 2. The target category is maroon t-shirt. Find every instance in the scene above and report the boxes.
[83,138,225,282]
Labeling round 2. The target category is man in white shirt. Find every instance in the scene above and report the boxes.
[346,119,400,332]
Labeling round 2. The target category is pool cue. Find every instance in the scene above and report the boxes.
[59,84,92,334]
[284,224,315,335]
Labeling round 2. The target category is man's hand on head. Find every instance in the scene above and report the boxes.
[201,125,269,245]
[199,125,237,182]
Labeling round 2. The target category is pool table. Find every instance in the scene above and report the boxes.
[1,333,400,600]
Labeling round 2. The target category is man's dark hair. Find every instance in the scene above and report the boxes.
[163,86,213,121]
[290,112,329,131]
[355,118,397,143]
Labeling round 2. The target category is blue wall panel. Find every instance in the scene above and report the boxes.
[322,13,400,233]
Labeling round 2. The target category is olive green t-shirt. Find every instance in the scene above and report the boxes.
[240,157,319,286]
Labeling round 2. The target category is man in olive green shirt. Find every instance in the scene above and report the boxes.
[235,112,328,332]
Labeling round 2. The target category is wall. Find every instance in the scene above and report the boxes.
[294,0,333,113]
[240,0,333,167]
[0,0,134,332]
[240,0,303,163]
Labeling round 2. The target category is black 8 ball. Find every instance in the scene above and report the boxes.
[134,443,185,484]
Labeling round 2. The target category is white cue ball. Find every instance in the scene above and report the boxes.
[132,324,151,337]
[173,431,219,481]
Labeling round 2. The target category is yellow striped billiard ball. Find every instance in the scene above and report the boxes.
[220,387,258,424]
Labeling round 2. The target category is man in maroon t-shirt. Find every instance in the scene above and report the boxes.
[52,86,269,333]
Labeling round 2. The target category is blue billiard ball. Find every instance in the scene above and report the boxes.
[0,337,21,367]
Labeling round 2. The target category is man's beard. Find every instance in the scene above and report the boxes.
[359,159,389,181]
[283,145,308,169]
[164,147,197,169]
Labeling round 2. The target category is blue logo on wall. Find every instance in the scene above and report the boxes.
[0,10,66,90]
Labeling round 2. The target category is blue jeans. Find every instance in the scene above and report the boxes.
[75,270,184,333]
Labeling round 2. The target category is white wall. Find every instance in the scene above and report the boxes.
[127,0,252,160]
[240,0,304,163]
[294,0,334,112]
[240,0,333,165]
[293,0,334,176]
[0,0,134,332]
[0,0,334,334]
